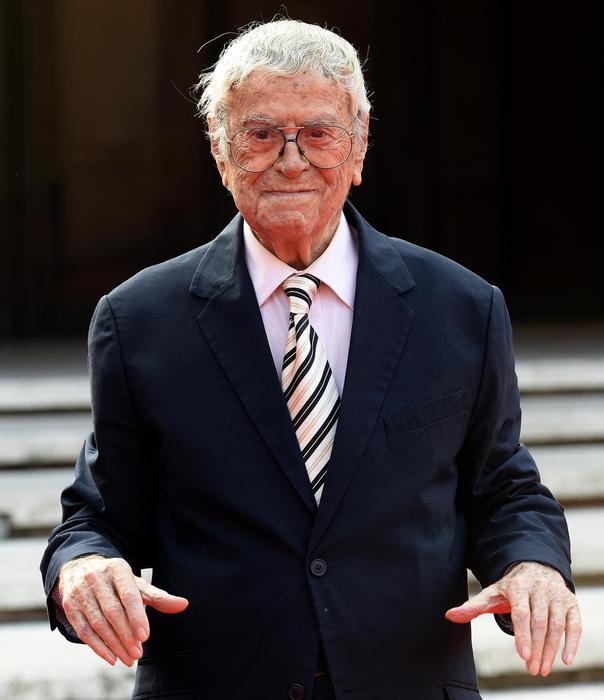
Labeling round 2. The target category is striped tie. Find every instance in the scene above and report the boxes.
[281,273,340,505]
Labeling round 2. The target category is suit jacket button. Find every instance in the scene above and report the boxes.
[288,683,305,699]
[310,558,328,576]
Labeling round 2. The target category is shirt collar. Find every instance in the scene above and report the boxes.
[243,211,358,309]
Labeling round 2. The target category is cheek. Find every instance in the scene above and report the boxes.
[229,171,265,214]
[320,169,354,198]
[232,170,259,196]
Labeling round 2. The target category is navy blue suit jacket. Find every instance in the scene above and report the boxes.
[41,202,572,700]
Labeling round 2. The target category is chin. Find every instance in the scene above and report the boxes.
[260,209,317,234]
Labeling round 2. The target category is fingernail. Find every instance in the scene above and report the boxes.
[565,652,575,665]
[522,645,530,660]
[137,627,148,641]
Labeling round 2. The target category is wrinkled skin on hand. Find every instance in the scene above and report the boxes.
[446,561,582,676]
[58,555,189,666]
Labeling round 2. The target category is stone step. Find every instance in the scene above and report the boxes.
[472,585,604,681]
[530,444,604,503]
[0,538,49,615]
[0,377,90,414]
[0,341,89,414]
[0,620,135,699]
[513,323,604,394]
[0,413,91,468]
[483,684,604,699]
[0,469,70,535]
[521,394,604,445]
[516,358,604,395]
[2,505,603,616]
[1,443,602,537]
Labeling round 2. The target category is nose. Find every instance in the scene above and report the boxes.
[274,138,310,177]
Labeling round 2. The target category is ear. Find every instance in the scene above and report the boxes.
[208,116,230,189]
[351,115,369,187]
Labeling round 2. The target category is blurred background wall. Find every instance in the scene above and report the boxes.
[1,0,601,340]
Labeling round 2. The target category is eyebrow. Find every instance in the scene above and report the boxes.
[240,113,342,127]
[241,114,273,126]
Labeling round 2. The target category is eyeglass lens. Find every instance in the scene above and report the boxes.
[229,126,352,172]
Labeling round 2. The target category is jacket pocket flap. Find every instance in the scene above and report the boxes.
[133,692,194,699]
[385,390,463,438]
[444,681,482,699]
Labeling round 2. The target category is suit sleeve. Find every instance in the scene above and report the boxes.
[40,295,155,640]
[457,286,573,634]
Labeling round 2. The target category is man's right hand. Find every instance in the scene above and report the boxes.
[57,555,189,666]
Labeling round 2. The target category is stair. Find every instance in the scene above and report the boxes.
[1,324,603,699]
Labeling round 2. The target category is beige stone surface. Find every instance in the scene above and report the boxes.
[0,469,70,532]
[531,444,604,501]
[0,621,134,699]
[0,414,90,467]
[483,683,604,699]
[521,394,604,444]
[516,359,604,393]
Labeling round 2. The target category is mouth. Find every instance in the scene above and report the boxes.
[264,190,315,195]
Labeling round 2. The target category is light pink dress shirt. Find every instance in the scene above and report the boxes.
[243,212,358,396]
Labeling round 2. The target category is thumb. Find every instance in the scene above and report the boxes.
[136,578,189,614]
[445,588,511,624]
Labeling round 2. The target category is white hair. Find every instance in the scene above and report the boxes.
[194,19,371,156]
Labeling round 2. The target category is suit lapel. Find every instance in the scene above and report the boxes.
[189,205,417,531]
[190,215,318,515]
[308,203,416,552]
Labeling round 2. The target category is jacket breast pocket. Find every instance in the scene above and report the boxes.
[384,390,463,440]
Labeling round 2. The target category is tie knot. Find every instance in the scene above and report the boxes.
[282,273,321,315]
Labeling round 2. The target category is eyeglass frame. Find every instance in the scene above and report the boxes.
[225,123,356,173]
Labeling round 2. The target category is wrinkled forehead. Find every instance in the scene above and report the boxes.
[223,69,353,128]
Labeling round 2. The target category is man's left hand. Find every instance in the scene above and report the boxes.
[445,561,582,676]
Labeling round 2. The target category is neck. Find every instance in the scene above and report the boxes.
[252,215,341,269]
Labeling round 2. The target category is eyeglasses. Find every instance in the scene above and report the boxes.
[226,125,355,172]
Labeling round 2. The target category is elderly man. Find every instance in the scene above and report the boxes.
[41,19,580,700]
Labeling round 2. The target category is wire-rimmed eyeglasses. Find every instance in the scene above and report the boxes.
[226,124,355,173]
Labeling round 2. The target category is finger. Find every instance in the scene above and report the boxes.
[508,584,531,662]
[95,585,144,660]
[76,589,136,666]
[137,578,189,614]
[87,568,143,660]
[111,567,150,642]
[538,601,566,676]
[64,606,117,666]
[445,588,510,623]
[527,591,549,675]
[562,604,582,665]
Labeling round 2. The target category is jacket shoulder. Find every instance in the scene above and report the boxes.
[372,232,498,329]
[388,235,493,297]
